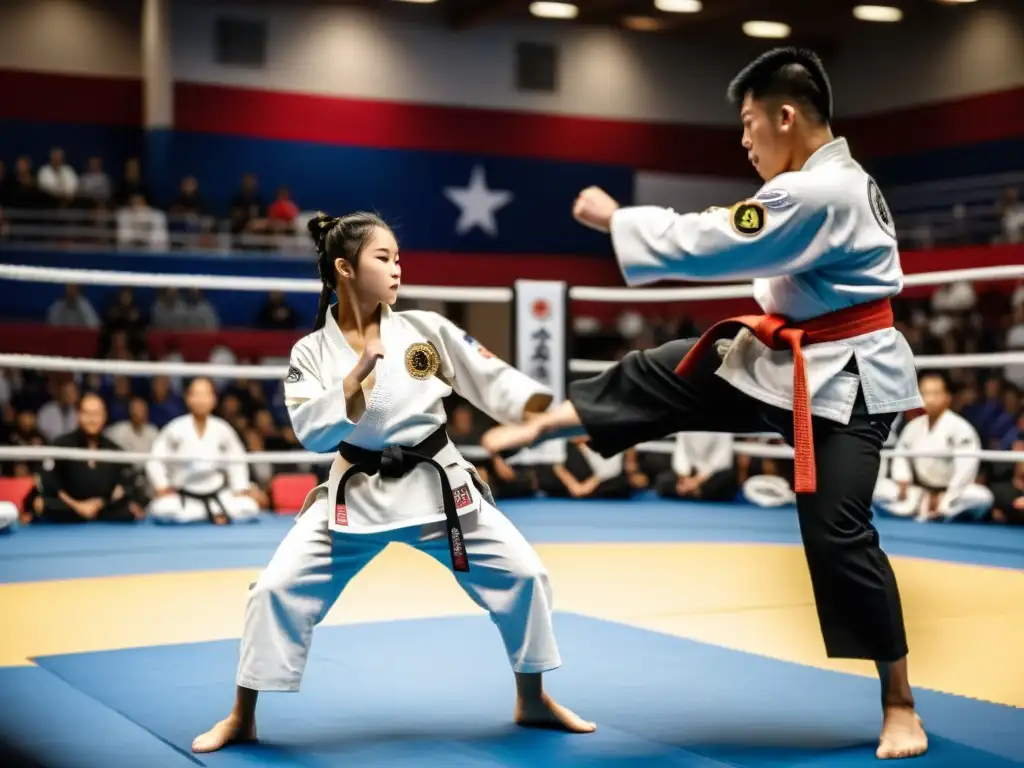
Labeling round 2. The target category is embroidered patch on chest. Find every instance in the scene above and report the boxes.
[335,504,348,526]
[404,342,441,380]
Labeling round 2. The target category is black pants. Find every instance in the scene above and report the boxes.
[570,337,908,662]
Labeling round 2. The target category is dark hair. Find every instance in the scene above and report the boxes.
[727,47,832,125]
[307,211,391,330]
[919,370,952,394]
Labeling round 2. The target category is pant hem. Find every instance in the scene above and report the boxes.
[236,674,302,692]
[513,658,562,675]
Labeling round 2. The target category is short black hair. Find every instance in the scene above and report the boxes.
[727,47,833,124]
[919,371,952,393]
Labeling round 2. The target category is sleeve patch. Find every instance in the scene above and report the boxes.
[730,201,766,236]
[754,188,793,210]
[285,365,302,383]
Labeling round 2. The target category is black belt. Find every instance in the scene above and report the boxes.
[179,487,230,524]
[336,426,469,572]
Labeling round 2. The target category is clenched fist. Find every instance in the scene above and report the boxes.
[572,186,620,233]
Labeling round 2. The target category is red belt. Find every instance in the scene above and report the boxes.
[674,298,894,494]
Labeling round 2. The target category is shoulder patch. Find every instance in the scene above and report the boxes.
[285,365,302,383]
[730,200,766,236]
[868,178,896,240]
[754,188,793,210]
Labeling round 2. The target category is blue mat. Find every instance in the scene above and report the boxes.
[2,500,1022,583]
[5,614,1020,768]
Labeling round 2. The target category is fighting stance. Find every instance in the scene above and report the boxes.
[874,373,993,522]
[147,378,261,524]
[192,212,593,753]
[483,48,927,759]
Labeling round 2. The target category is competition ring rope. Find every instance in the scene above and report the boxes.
[0,262,1022,468]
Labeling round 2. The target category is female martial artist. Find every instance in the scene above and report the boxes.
[192,212,595,753]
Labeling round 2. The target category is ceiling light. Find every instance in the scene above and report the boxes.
[654,0,702,12]
[742,20,791,38]
[624,15,664,31]
[853,5,903,21]
[529,2,579,19]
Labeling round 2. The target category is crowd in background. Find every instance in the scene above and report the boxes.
[0,148,306,251]
[1,147,1023,251]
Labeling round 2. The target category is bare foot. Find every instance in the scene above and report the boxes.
[514,692,596,734]
[481,422,541,455]
[876,707,927,760]
[191,715,257,753]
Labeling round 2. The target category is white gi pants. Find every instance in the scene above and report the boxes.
[236,494,560,692]
[0,501,18,533]
[148,490,261,524]
[741,475,797,508]
[872,479,994,522]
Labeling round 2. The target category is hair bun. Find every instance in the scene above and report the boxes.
[308,212,338,252]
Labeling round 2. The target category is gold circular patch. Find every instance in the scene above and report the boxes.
[404,342,440,380]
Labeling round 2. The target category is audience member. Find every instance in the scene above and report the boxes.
[47,284,100,328]
[106,396,159,458]
[28,393,145,523]
[37,380,80,442]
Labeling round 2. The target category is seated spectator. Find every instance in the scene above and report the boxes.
[47,284,100,328]
[256,291,298,330]
[539,437,634,500]
[114,157,150,207]
[990,445,1024,526]
[105,396,159,458]
[37,147,78,207]
[151,288,190,330]
[170,176,205,218]
[116,194,169,250]
[874,373,993,522]
[655,432,737,502]
[78,157,112,207]
[229,173,268,237]
[37,379,80,442]
[7,156,46,210]
[267,186,299,233]
[3,409,45,477]
[103,375,135,423]
[27,393,145,523]
[182,288,219,330]
[148,376,187,428]
[242,428,274,502]
[997,187,1024,244]
[100,288,146,352]
[145,378,261,525]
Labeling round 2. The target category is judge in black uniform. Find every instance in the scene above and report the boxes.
[31,393,146,523]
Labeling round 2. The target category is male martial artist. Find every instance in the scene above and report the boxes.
[484,48,927,759]
[147,377,261,524]
[31,393,145,523]
[874,373,993,522]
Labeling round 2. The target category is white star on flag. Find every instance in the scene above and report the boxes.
[443,165,513,237]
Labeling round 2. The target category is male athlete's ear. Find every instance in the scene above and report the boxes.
[778,104,797,132]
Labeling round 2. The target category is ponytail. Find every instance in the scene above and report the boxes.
[313,285,332,331]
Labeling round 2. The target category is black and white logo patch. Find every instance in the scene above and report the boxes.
[868,179,896,240]
[285,366,302,383]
